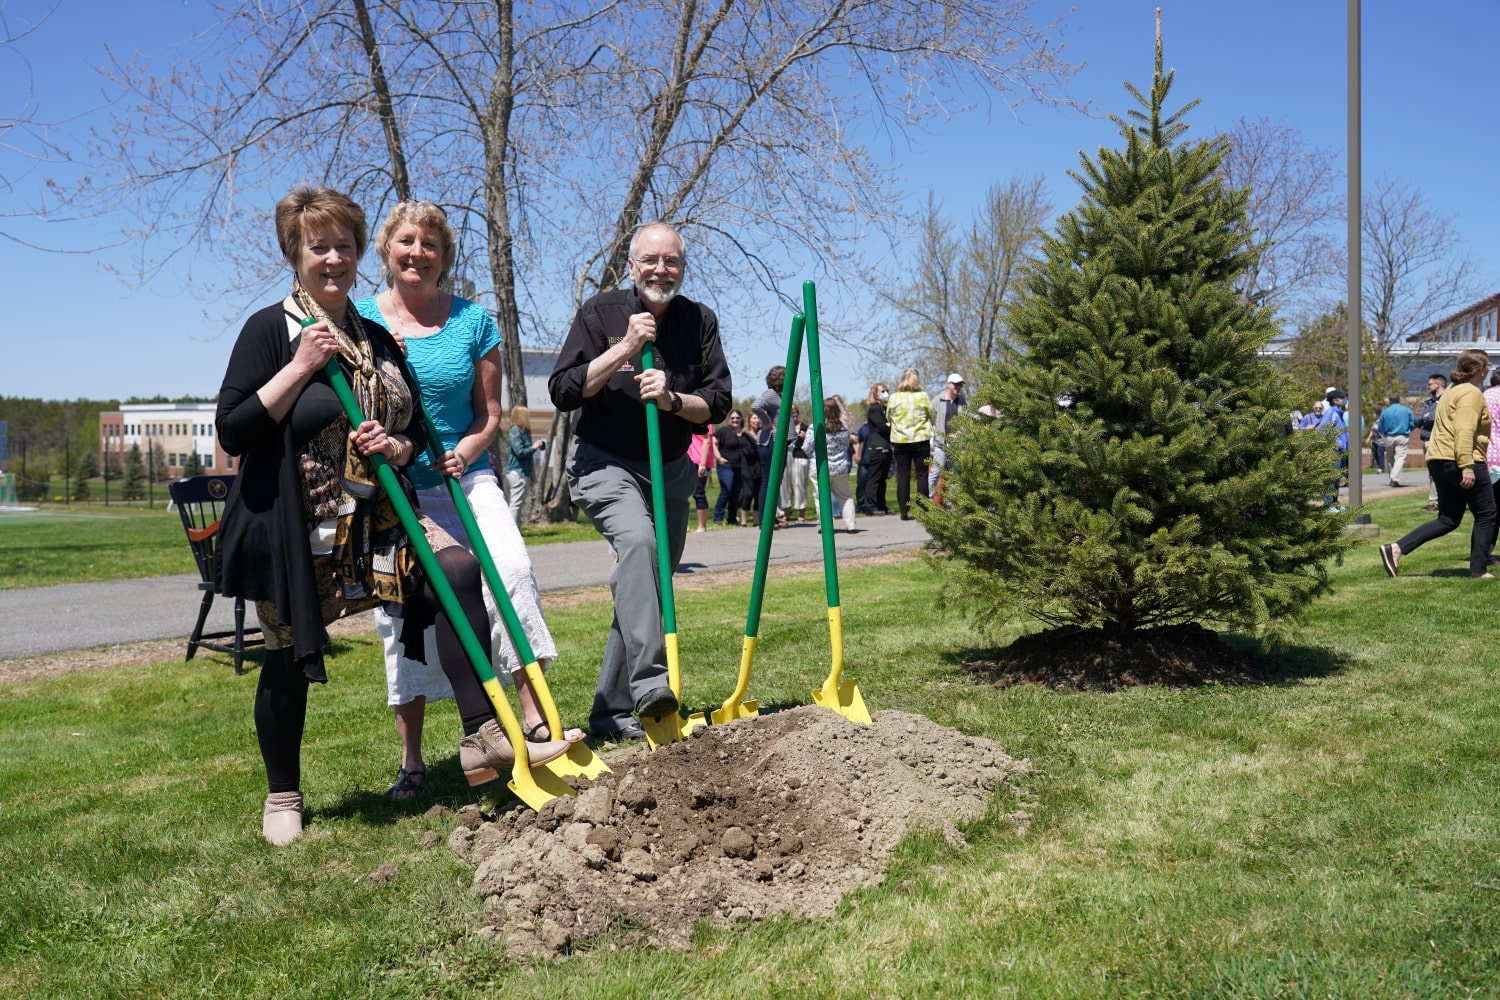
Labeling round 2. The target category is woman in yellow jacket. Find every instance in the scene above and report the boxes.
[886,367,936,520]
[1382,349,1496,579]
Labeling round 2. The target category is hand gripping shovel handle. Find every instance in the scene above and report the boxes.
[316,343,569,804]
[711,313,805,725]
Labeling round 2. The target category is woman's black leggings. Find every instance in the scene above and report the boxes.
[255,544,495,793]
[1393,459,1498,577]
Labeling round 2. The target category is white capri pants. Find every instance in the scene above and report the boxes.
[374,468,558,706]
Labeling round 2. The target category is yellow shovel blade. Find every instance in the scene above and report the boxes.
[709,699,758,726]
[711,635,761,725]
[481,677,577,809]
[642,710,706,749]
[507,763,580,811]
[811,677,872,726]
[547,741,611,781]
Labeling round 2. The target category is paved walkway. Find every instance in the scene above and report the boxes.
[0,465,1433,661]
[0,512,932,659]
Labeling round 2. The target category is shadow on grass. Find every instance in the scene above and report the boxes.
[940,626,1350,692]
[321,754,479,827]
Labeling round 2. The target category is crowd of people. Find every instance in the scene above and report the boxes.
[212,185,981,845]
[1289,357,1498,582]
[682,367,969,529]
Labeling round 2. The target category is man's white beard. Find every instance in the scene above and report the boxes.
[637,280,678,307]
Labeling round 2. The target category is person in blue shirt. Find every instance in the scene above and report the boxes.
[1317,390,1350,507]
[1374,394,1416,487]
[1297,400,1326,430]
[358,200,581,802]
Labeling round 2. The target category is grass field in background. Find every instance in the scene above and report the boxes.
[0,469,852,589]
[4,496,1500,997]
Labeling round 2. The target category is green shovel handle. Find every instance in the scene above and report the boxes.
[317,353,498,689]
[803,281,841,610]
[641,341,677,636]
[743,314,806,637]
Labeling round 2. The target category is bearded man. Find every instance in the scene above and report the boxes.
[548,223,732,740]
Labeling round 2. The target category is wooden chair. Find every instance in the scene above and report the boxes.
[169,475,262,673]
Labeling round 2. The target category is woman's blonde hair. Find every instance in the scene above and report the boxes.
[275,186,368,265]
[510,405,530,429]
[1453,349,1490,386]
[374,200,457,287]
[895,368,921,393]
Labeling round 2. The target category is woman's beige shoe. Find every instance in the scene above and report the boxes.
[459,719,572,786]
[262,791,304,846]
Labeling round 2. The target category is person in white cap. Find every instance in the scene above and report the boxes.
[929,372,968,498]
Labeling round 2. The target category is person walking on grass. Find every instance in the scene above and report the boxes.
[1381,350,1496,580]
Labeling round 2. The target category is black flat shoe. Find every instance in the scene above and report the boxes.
[591,722,647,742]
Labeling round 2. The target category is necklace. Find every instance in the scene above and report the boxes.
[383,289,449,339]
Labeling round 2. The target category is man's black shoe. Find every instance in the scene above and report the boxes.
[591,722,647,742]
[634,686,679,720]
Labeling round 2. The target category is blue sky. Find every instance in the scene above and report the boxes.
[3,1,1497,403]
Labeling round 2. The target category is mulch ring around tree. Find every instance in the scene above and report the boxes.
[962,623,1273,691]
[441,706,1033,957]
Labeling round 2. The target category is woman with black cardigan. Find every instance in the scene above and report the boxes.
[862,381,893,515]
[215,187,570,845]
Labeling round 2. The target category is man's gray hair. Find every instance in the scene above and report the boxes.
[628,222,687,264]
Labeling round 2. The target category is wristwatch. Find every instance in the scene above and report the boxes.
[668,390,683,414]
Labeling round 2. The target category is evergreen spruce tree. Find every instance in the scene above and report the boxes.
[71,450,91,501]
[923,37,1354,647]
[123,444,145,501]
[183,451,204,477]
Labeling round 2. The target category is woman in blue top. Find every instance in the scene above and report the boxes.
[357,201,581,801]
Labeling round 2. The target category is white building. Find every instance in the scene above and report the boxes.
[100,403,230,478]
[97,346,561,479]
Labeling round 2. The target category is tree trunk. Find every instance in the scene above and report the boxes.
[352,0,411,202]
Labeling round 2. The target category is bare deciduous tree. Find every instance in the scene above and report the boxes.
[1,3,75,251]
[65,0,1079,518]
[1216,117,1344,319]
[1362,176,1481,351]
[1286,304,1403,423]
[876,175,1051,379]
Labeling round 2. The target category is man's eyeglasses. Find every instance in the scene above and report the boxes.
[631,254,684,271]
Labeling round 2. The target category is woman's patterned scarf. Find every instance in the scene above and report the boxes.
[292,278,419,608]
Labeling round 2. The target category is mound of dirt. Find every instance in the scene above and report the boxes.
[442,706,1032,956]
[963,623,1269,691]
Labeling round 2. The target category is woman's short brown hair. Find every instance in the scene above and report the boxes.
[866,382,887,406]
[374,200,457,287]
[275,186,368,264]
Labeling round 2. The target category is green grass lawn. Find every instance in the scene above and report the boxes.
[4,495,1499,997]
[0,470,843,589]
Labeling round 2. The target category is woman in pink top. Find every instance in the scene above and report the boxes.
[1485,370,1500,508]
[688,425,716,533]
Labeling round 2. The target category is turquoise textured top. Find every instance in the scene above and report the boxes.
[355,295,501,489]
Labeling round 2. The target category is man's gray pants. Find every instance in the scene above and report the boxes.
[567,439,695,734]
